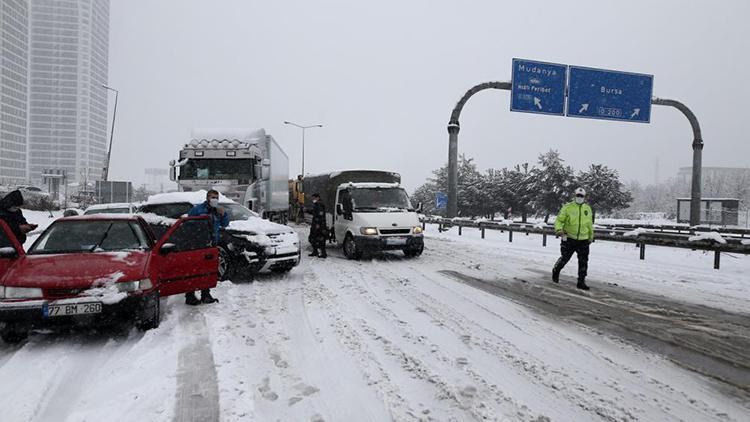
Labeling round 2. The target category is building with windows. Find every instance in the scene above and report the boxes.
[0,0,30,185]
[27,0,109,184]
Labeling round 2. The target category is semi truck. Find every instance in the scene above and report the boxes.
[169,128,289,223]
[303,170,424,259]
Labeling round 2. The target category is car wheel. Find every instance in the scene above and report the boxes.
[343,234,362,260]
[136,291,160,331]
[218,246,233,281]
[0,323,28,344]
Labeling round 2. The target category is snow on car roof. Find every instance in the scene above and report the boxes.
[227,217,293,234]
[144,190,235,205]
[339,182,402,189]
[61,214,141,221]
[84,202,135,211]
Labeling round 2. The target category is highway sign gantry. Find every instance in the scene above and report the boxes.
[510,58,567,116]
[567,66,654,123]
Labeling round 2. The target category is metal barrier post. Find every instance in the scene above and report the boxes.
[458,225,462,236]
[509,230,513,242]
[639,243,646,260]
[543,233,547,247]
[714,251,720,270]
[481,227,485,239]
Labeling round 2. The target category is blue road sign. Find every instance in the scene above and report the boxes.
[567,66,653,123]
[511,58,567,116]
[435,192,447,210]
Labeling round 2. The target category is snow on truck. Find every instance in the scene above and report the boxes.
[169,128,289,223]
[303,170,424,259]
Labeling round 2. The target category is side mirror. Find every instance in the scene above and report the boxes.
[0,247,18,259]
[159,243,177,255]
[261,159,271,180]
[168,161,176,182]
[336,203,343,215]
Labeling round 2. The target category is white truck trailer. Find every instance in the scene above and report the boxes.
[169,128,289,223]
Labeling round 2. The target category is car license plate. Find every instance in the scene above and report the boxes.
[385,237,407,246]
[44,302,102,318]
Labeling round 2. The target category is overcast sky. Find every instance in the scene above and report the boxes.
[108,0,750,191]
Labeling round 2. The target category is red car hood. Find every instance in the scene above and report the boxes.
[1,251,150,289]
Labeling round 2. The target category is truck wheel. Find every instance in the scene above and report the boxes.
[136,291,161,331]
[343,234,362,260]
[404,245,424,258]
[0,323,29,344]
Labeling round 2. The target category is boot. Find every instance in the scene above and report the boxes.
[576,279,590,291]
[185,291,200,306]
[319,247,327,259]
[200,289,219,304]
[308,248,319,257]
[551,267,560,283]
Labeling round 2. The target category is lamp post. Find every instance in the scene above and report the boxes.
[102,84,119,182]
[283,121,322,176]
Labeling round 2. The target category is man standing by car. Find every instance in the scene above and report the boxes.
[308,193,327,258]
[186,190,228,304]
[0,190,37,247]
[552,187,594,290]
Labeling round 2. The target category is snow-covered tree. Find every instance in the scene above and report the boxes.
[530,150,575,222]
[577,164,632,219]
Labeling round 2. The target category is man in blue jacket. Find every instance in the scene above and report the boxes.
[186,189,229,305]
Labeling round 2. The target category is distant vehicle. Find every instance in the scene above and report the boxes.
[15,186,50,199]
[0,215,218,343]
[169,128,289,223]
[83,202,138,215]
[137,190,300,280]
[303,170,424,259]
[62,208,83,217]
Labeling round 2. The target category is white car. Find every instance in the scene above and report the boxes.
[137,190,300,279]
[83,202,138,215]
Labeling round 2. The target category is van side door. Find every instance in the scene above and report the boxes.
[152,216,218,297]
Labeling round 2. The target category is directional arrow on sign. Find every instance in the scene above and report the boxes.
[579,103,589,114]
[533,97,542,110]
[630,108,640,119]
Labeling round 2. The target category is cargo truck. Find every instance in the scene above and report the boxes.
[169,128,289,223]
[303,170,424,259]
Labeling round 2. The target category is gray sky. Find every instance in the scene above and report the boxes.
[108,0,750,191]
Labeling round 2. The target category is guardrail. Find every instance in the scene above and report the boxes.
[420,217,750,270]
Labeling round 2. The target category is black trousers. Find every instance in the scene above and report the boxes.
[553,238,590,281]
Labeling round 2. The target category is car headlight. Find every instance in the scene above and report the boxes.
[5,287,43,299]
[413,226,423,234]
[115,279,152,293]
[360,227,378,236]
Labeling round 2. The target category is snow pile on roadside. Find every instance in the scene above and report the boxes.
[688,232,727,244]
[83,271,127,304]
[623,227,652,237]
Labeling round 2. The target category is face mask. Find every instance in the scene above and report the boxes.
[575,197,584,204]
[209,198,219,207]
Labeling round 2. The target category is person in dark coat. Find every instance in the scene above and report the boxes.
[184,189,228,305]
[308,193,327,258]
[0,190,37,246]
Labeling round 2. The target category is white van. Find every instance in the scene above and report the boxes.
[304,171,424,259]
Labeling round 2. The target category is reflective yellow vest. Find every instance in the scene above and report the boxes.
[554,201,594,240]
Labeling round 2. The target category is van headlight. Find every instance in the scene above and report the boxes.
[360,227,378,236]
[4,287,43,299]
[413,226,423,234]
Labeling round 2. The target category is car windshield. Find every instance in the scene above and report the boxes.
[28,220,150,254]
[179,159,255,180]
[84,207,131,215]
[222,203,259,221]
[350,187,413,211]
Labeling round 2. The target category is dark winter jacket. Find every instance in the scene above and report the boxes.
[188,201,230,244]
[0,190,28,245]
[309,200,328,246]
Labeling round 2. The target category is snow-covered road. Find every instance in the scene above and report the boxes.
[1,220,748,421]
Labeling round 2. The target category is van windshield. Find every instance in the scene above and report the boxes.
[349,187,413,212]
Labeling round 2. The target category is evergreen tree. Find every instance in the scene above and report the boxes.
[531,150,575,222]
[577,164,632,219]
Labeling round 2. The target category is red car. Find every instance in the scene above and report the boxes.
[0,214,218,343]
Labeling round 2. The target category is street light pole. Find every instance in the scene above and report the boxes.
[102,84,118,182]
[283,121,323,176]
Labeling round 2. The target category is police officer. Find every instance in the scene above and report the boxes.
[308,193,327,258]
[552,187,594,290]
